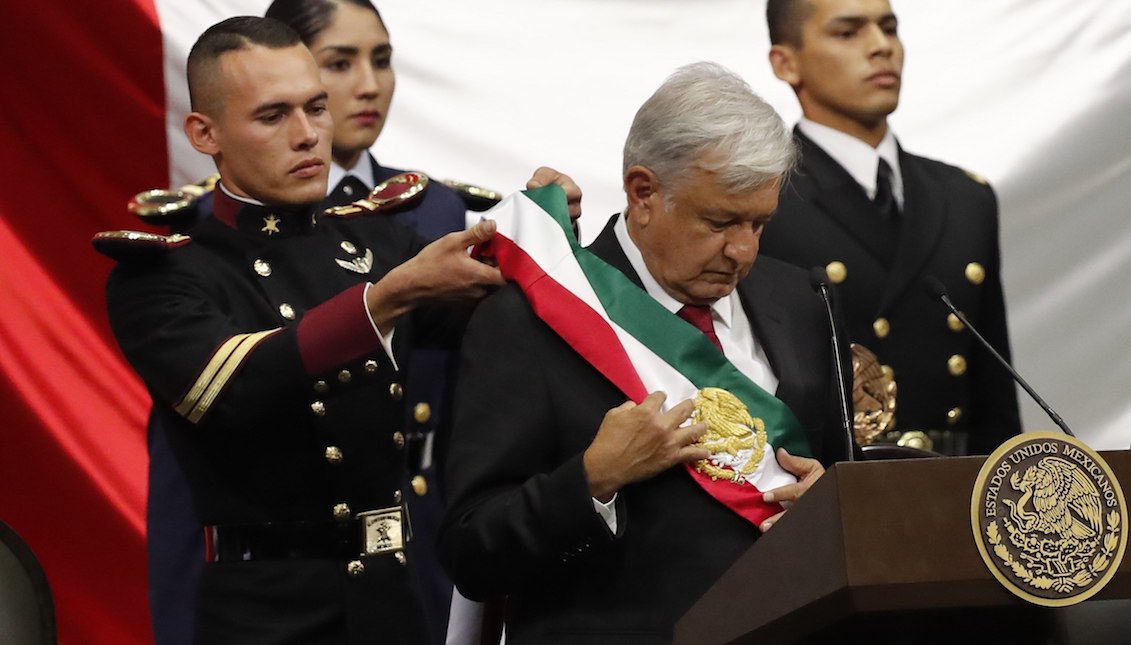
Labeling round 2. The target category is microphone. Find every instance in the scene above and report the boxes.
[809,267,856,462]
[923,276,1074,437]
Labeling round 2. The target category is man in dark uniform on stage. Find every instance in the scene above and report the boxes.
[141,2,511,641]
[142,173,488,645]
[760,0,1021,455]
[101,16,572,644]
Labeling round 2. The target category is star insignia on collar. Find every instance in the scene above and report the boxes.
[261,215,281,235]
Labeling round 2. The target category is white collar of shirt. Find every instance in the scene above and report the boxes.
[613,213,735,331]
[797,118,903,209]
[217,180,265,207]
[327,153,376,197]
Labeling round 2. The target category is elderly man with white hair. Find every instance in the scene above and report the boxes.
[439,61,853,644]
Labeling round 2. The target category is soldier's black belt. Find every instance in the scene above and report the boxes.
[204,506,406,562]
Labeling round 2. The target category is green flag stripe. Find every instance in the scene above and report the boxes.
[519,187,810,456]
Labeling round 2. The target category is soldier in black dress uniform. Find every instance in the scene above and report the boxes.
[263,3,484,639]
[99,17,570,644]
[139,3,510,642]
[760,0,1021,455]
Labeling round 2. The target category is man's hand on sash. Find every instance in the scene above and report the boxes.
[582,392,709,503]
[756,448,825,532]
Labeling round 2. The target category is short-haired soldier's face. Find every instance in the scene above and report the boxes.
[626,160,780,306]
[184,43,332,206]
[770,0,903,132]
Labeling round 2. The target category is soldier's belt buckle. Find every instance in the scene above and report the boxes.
[358,506,405,556]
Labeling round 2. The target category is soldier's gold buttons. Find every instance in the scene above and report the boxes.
[279,303,296,320]
[253,259,272,277]
[947,313,964,332]
[341,240,357,254]
[389,383,404,400]
[412,475,428,497]
[826,261,847,284]
[364,359,379,374]
[965,262,986,285]
[325,446,344,464]
[873,317,891,339]
[337,369,352,384]
[314,380,329,393]
[393,489,403,504]
[414,403,431,424]
[948,354,967,376]
[311,401,326,416]
[347,560,365,576]
[333,503,351,520]
[947,407,963,425]
[395,552,407,566]
[881,364,894,380]
[392,432,405,450]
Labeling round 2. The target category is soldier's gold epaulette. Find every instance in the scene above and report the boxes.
[442,179,502,213]
[963,169,989,185]
[92,230,192,261]
[324,171,429,217]
[129,174,219,226]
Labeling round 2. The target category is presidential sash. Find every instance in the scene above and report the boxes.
[474,185,812,526]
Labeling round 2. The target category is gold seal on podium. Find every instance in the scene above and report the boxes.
[971,432,1127,606]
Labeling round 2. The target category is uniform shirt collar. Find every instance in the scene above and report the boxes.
[328,153,376,197]
[212,180,318,238]
[613,213,735,329]
[798,118,903,209]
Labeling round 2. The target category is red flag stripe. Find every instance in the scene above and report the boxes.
[483,233,649,403]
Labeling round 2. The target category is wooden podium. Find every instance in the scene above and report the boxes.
[675,452,1131,645]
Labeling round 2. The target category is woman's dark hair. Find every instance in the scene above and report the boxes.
[264,0,385,45]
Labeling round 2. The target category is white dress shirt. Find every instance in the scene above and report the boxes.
[798,118,904,210]
[327,155,376,195]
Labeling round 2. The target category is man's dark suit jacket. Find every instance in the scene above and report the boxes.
[439,215,851,644]
[760,130,1021,454]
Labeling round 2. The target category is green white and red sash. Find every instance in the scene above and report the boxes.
[473,185,813,527]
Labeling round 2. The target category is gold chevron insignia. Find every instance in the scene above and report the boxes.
[175,329,282,423]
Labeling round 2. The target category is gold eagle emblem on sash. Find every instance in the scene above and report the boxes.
[691,387,768,485]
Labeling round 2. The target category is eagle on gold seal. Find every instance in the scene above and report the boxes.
[971,432,1127,606]
[690,388,768,484]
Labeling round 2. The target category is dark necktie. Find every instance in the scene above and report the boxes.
[874,158,898,219]
[677,305,723,352]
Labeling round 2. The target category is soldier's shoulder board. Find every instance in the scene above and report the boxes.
[963,169,989,185]
[129,174,218,227]
[92,230,192,261]
[442,179,502,212]
[324,171,429,218]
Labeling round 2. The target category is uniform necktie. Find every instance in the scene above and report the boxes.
[874,158,898,219]
[677,305,723,352]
